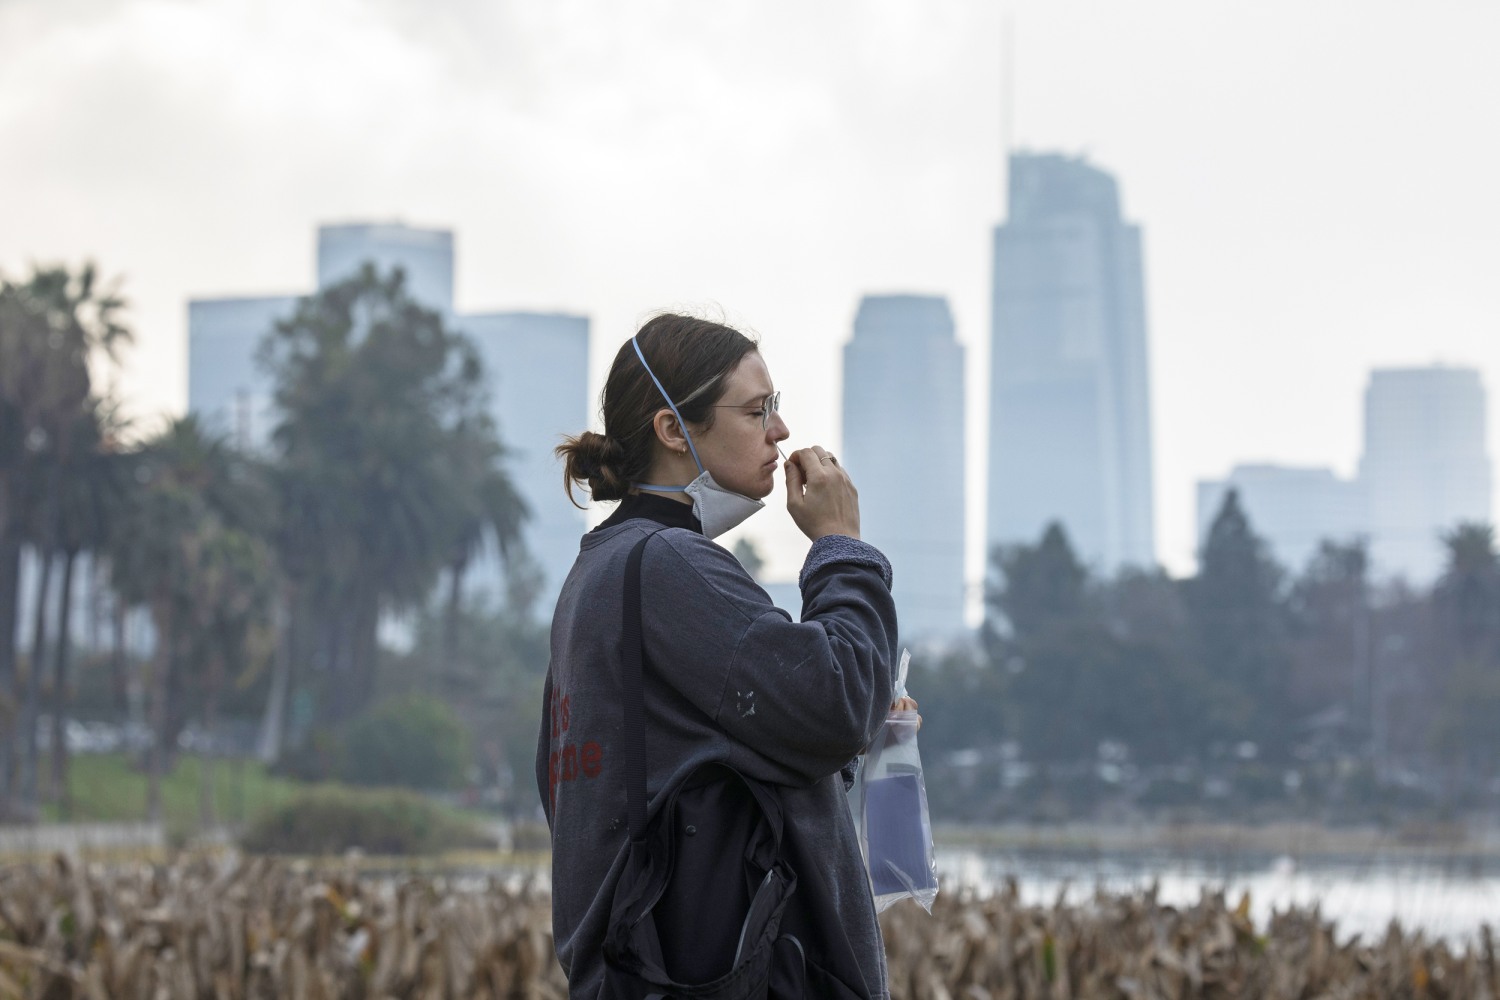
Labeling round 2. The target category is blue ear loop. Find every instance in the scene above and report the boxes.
[631,336,705,492]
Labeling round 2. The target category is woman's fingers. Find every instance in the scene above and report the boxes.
[891,695,921,731]
[785,445,861,540]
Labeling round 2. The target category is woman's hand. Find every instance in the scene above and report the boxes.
[784,445,861,541]
[892,695,921,731]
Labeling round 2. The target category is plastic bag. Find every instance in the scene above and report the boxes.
[856,650,938,913]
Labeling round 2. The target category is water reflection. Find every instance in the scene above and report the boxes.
[937,847,1500,944]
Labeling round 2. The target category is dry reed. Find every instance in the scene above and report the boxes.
[0,854,565,999]
[1,856,1495,998]
[879,878,1500,1000]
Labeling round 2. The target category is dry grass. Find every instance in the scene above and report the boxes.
[880,878,1499,999]
[1,856,1495,998]
[0,855,565,999]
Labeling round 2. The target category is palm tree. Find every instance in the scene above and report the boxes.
[439,417,529,673]
[0,263,128,816]
[47,402,132,816]
[261,265,513,723]
[106,417,245,823]
[179,516,275,828]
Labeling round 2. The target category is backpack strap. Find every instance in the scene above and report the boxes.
[620,530,660,843]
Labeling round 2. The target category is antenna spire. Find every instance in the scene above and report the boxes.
[1000,10,1015,215]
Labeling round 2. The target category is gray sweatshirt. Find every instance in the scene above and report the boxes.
[537,500,899,999]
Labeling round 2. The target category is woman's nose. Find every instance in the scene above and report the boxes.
[768,411,790,441]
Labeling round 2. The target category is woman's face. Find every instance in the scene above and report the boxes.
[691,352,790,500]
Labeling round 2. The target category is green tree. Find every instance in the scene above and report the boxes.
[732,538,766,581]
[260,264,522,725]
[1183,490,1291,757]
[985,524,1114,764]
[986,523,1087,646]
[179,516,276,826]
[45,402,133,817]
[106,417,258,822]
[438,419,528,672]
[1429,523,1500,777]
[340,693,473,791]
[0,263,129,817]
[1101,567,1214,764]
[1286,539,1372,747]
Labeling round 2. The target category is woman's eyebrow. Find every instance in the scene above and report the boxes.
[728,390,774,406]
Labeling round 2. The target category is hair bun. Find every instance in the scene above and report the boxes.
[557,430,630,503]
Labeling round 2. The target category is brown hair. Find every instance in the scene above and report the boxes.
[557,312,759,506]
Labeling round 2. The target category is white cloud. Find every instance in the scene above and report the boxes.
[3,0,1499,580]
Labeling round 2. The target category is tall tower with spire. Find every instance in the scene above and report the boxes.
[985,152,1155,570]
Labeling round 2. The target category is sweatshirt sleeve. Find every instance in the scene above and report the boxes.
[642,530,899,786]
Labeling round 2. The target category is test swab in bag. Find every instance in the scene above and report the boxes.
[855,649,938,913]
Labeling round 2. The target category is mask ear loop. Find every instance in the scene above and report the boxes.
[631,336,706,476]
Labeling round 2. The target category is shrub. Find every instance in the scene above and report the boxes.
[271,727,346,783]
[241,785,492,855]
[339,694,473,791]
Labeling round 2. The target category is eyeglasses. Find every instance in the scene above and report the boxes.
[712,391,781,430]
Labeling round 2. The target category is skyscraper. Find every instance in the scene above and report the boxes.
[842,294,966,640]
[316,222,455,315]
[187,295,298,451]
[1359,366,1491,582]
[1196,465,1365,573]
[986,153,1155,571]
[460,311,591,614]
[190,222,457,453]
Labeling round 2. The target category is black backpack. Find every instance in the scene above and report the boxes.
[600,533,808,999]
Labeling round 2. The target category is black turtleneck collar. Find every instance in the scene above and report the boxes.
[594,491,703,534]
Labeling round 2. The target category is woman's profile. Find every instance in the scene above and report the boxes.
[539,312,903,998]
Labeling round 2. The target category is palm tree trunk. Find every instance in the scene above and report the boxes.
[0,522,20,814]
[22,546,54,810]
[146,601,171,826]
[442,557,467,691]
[111,592,128,715]
[257,590,295,763]
[199,658,220,831]
[50,549,77,816]
[351,589,380,717]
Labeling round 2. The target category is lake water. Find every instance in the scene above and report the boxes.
[936,847,1500,944]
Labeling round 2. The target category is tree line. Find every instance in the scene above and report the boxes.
[917,495,1500,821]
[0,262,533,823]
[7,257,1496,828]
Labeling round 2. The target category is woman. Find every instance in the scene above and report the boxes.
[539,312,902,998]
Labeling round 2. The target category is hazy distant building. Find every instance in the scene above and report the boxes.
[1359,367,1491,582]
[986,152,1155,571]
[1196,465,1365,573]
[317,222,455,315]
[460,312,590,615]
[842,294,967,640]
[187,295,298,451]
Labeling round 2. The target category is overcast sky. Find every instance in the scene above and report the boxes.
[3,0,1499,589]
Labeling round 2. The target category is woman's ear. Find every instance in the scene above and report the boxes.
[652,408,690,454]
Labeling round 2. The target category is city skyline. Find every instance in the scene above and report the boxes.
[5,1,1500,584]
